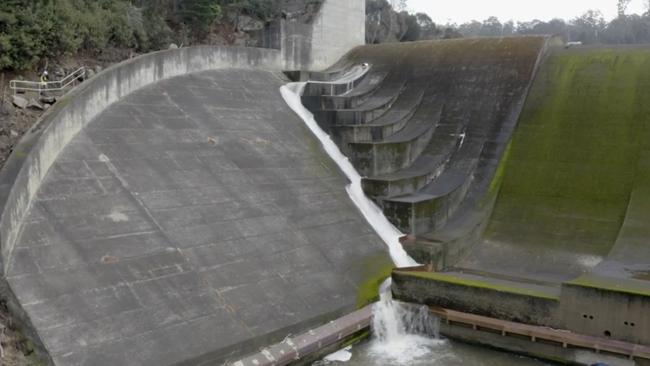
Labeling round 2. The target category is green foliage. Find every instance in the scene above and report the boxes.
[177,0,222,36]
[0,0,155,70]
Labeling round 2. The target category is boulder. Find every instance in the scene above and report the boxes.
[40,95,56,105]
[237,15,264,32]
[27,99,44,111]
[168,43,179,49]
[12,95,28,109]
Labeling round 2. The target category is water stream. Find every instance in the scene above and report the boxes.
[280,72,550,366]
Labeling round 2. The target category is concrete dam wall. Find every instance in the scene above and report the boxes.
[304,38,650,357]
[0,46,390,365]
[305,37,548,238]
[388,45,650,351]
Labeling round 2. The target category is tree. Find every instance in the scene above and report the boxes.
[415,12,440,39]
[502,20,515,36]
[618,0,632,17]
[400,11,420,41]
[481,16,503,36]
[177,0,221,36]
[458,20,482,37]
[571,10,606,44]
[390,0,407,12]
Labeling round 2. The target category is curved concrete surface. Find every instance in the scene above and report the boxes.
[305,39,650,348]
[305,38,548,237]
[458,45,650,284]
[392,45,650,348]
[3,52,389,365]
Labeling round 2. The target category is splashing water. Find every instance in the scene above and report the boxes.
[368,290,446,364]
[282,67,436,365]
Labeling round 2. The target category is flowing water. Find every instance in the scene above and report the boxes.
[281,73,550,366]
[280,77,417,268]
[316,291,551,366]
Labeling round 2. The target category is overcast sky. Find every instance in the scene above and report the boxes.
[407,0,648,24]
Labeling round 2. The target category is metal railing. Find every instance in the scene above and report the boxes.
[9,67,86,95]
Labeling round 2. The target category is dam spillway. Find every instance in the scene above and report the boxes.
[302,40,650,364]
[2,35,650,365]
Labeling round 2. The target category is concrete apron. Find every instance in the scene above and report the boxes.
[229,301,650,366]
[230,306,372,366]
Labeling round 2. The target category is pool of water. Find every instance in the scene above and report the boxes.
[316,338,551,366]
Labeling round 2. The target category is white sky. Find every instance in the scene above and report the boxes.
[406,0,648,25]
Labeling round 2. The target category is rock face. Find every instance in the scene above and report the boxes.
[27,98,43,110]
[12,95,28,109]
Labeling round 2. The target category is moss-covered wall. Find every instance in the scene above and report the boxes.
[486,46,650,260]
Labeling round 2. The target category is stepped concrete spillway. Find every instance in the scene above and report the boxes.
[304,39,650,363]
[0,47,390,365]
[304,37,548,246]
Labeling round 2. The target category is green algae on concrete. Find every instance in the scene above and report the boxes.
[355,254,395,308]
[484,46,650,267]
[566,274,650,298]
[394,270,560,300]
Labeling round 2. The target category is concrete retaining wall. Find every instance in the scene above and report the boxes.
[560,281,650,345]
[283,0,365,71]
[0,46,282,275]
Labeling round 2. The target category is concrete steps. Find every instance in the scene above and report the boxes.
[302,38,545,237]
[301,71,389,110]
[381,138,484,234]
[312,81,406,129]
[331,88,425,145]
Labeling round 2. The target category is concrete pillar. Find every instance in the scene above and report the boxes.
[283,0,366,71]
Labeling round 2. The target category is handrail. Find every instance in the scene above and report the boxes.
[431,306,650,360]
[9,67,86,94]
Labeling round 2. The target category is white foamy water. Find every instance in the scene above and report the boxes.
[280,73,417,268]
[369,291,446,364]
[287,68,552,366]
[281,66,430,366]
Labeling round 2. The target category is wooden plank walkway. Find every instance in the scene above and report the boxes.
[430,306,650,360]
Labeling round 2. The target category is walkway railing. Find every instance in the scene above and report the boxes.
[431,306,650,361]
[9,67,86,95]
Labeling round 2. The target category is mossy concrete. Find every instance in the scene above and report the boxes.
[394,45,650,349]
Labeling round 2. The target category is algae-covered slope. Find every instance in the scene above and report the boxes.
[460,46,650,283]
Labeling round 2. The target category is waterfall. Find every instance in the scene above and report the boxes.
[280,78,417,268]
[367,289,444,364]
[281,68,442,365]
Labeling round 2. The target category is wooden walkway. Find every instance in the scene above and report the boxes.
[431,306,650,361]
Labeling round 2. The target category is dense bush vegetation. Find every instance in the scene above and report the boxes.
[0,0,285,71]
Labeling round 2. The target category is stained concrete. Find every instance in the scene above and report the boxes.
[5,69,388,365]
[282,0,365,71]
[391,45,650,348]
